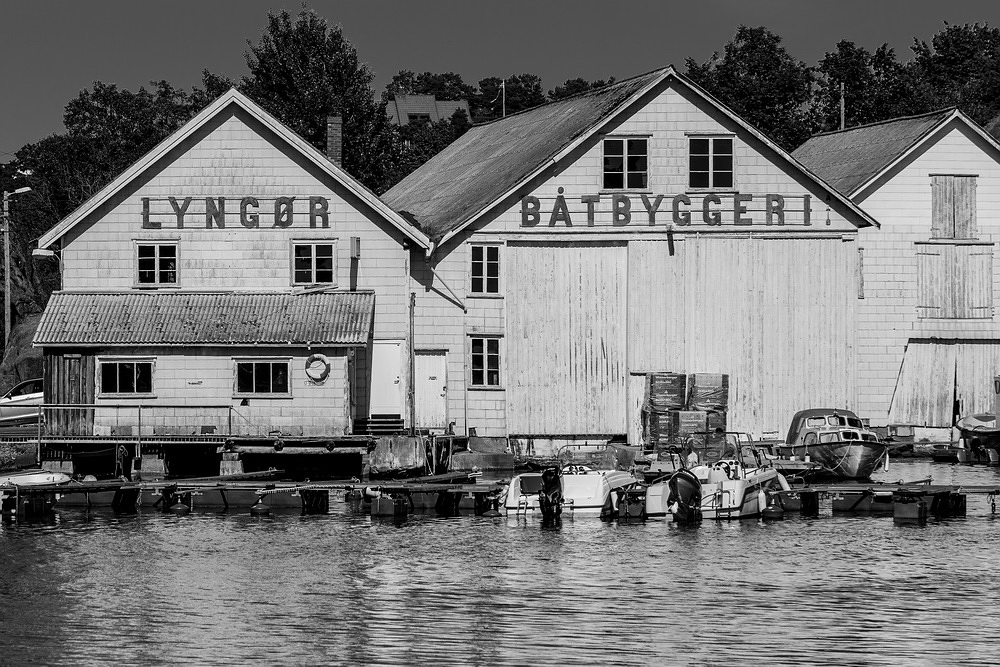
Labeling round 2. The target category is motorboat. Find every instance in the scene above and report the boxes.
[0,469,71,486]
[645,435,789,521]
[503,463,638,518]
[773,408,888,479]
[953,414,1000,464]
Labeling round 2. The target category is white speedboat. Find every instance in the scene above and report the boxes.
[0,469,71,486]
[504,464,638,518]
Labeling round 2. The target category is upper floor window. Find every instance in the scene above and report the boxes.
[689,137,733,189]
[293,241,336,286]
[136,242,177,287]
[931,174,977,239]
[603,138,648,189]
[235,359,291,396]
[100,359,154,396]
[471,244,500,295]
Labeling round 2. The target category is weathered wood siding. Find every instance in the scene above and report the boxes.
[506,242,627,434]
[44,353,95,435]
[855,122,1000,425]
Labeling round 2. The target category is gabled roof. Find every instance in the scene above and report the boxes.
[382,66,879,249]
[37,88,430,251]
[34,291,374,347]
[792,109,982,197]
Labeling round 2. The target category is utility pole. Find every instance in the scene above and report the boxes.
[840,81,846,131]
[2,187,31,351]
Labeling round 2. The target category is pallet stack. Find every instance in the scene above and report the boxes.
[642,372,730,462]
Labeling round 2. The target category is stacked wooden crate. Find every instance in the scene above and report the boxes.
[642,372,730,462]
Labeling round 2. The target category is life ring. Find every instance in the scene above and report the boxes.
[305,353,331,383]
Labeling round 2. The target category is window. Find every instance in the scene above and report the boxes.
[470,337,501,387]
[689,137,733,189]
[293,242,336,285]
[235,360,290,396]
[931,175,977,239]
[100,360,153,396]
[407,113,431,124]
[471,245,500,294]
[603,138,648,189]
[136,243,177,286]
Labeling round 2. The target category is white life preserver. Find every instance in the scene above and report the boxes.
[305,353,331,383]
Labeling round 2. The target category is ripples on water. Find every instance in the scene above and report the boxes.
[2,460,1000,666]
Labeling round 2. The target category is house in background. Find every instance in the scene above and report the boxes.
[32,89,429,475]
[384,65,878,451]
[795,109,1000,434]
[387,95,470,125]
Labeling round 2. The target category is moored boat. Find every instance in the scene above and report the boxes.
[0,469,71,486]
[774,409,888,479]
[503,463,638,518]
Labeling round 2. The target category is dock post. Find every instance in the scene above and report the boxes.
[799,490,820,517]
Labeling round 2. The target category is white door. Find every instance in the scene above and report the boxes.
[369,340,403,417]
[415,351,448,429]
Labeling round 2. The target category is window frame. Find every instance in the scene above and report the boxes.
[470,243,502,296]
[233,358,293,398]
[133,240,179,289]
[97,357,156,398]
[602,136,649,191]
[290,239,338,287]
[687,135,735,190]
[469,336,502,389]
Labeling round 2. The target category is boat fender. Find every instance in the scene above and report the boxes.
[777,473,791,492]
[363,486,382,500]
[305,353,331,383]
[757,489,768,512]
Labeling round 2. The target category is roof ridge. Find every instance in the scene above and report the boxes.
[471,67,671,128]
[806,107,956,139]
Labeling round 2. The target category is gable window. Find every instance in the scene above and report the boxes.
[292,241,336,286]
[931,174,977,239]
[100,359,154,396]
[136,242,177,287]
[603,138,648,189]
[235,360,291,396]
[689,137,733,189]
[470,337,501,387]
[471,244,500,295]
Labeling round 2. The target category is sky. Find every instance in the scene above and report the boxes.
[2,0,1000,160]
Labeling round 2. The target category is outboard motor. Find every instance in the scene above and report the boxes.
[538,466,563,524]
[667,468,703,525]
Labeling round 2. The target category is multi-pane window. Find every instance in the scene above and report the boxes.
[471,245,500,294]
[236,361,290,395]
[471,337,501,387]
[689,137,734,189]
[137,243,177,286]
[603,138,648,189]
[293,242,336,285]
[100,360,153,395]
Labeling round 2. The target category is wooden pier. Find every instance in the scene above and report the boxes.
[0,472,505,520]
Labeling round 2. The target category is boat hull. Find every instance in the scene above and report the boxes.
[697,467,784,520]
[504,469,637,516]
[775,442,886,479]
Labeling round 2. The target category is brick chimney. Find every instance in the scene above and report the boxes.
[326,115,343,167]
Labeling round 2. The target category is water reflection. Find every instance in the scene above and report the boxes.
[1,460,999,666]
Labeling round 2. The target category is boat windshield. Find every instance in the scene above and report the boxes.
[819,432,840,443]
[842,430,859,440]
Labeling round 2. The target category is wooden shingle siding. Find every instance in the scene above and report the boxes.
[505,242,627,434]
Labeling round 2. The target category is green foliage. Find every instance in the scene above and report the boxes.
[240,7,400,193]
[382,70,476,104]
[547,77,616,101]
[685,26,816,150]
[813,42,916,132]
[474,74,546,120]
[385,109,472,189]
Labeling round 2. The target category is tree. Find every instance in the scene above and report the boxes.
[908,22,1000,125]
[547,77,616,101]
[686,26,816,150]
[385,109,472,189]
[382,70,476,104]
[813,41,914,132]
[239,7,400,192]
[474,74,546,120]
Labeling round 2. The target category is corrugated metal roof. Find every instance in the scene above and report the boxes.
[381,69,667,243]
[34,292,375,347]
[792,109,955,195]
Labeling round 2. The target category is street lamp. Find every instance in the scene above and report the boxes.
[2,186,31,351]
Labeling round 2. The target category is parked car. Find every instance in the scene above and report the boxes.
[0,378,43,424]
